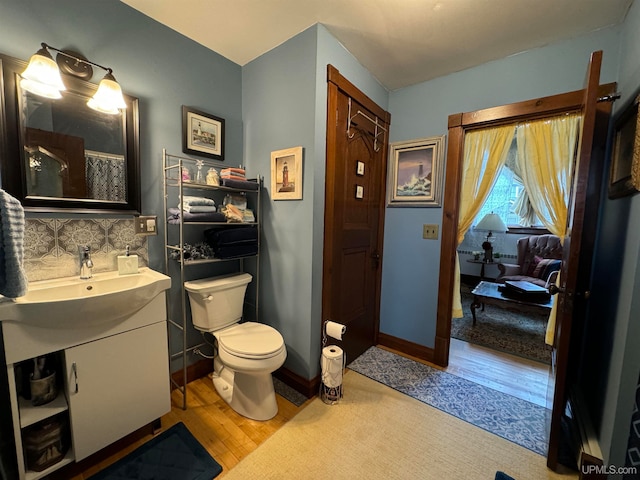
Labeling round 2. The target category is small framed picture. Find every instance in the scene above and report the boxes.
[387,135,445,207]
[182,106,225,160]
[609,94,640,199]
[271,146,303,200]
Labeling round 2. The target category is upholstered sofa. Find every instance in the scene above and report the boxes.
[496,234,562,288]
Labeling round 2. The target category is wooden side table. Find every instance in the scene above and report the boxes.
[466,259,501,281]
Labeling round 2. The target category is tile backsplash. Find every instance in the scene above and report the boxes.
[24,218,148,282]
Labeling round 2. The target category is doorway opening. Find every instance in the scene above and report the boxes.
[435,53,615,469]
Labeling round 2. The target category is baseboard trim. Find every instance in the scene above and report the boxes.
[172,341,435,399]
[377,332,434,363]
[274,366,319,399]
[173,358,318,400]
[171,358,212,388]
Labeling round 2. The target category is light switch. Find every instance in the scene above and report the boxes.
[135,216,158,235]
[423,224,439,240]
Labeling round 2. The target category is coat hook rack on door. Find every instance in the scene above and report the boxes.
[346,98,387,152]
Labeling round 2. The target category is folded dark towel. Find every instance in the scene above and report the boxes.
[204,227,258,247]
[215,244,259,259]
[167,208,226,223]
[221,178,259,191]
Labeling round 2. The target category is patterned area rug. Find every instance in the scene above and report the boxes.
[348,346,549,455]
[452,287,552,364]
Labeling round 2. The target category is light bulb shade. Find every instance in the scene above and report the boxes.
[476,213,508,233]
[87,73,127,115]
[20,49,66,99]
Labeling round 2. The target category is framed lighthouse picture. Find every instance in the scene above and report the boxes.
[182,106,225,160]
[387,136,445,207]
[271,146,303,200]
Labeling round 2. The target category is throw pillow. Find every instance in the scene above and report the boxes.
[541,259,562,280]
[526,255,543,276]
[533,258,559,279]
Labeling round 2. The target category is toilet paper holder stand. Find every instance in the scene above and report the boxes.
[320,320,346,405]
[322,320,346,346]
[322,320,330,348]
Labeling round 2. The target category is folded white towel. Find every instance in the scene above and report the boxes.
[0,189,28,298]
[179,195,216,213]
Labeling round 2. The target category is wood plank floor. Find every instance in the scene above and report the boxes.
[51,339,549,479]
[388,337,551,407]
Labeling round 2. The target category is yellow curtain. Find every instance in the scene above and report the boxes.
[452,124,516,318]
[515,113,582,238]
[515,113,582,345]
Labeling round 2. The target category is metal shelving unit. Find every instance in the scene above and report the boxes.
[162,149,261,409]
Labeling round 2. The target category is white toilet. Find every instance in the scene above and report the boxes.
[184,272,286,421]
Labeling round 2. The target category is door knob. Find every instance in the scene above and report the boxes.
[548,284,565,296]
[371,252,381,268]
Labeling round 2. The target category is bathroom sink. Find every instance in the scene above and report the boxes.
[0,268,171,327]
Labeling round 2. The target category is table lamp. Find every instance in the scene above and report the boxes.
[475,213,508,263]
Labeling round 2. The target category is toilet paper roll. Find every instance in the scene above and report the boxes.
[321,346,344,388]
[325,321,346,340]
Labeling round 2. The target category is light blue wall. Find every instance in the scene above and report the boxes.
[2,5,639,466]
[242,27,318,378]
[242,24,387,379]
[381,27,622,347]
[311,26,388,375]
[595,0,640,467]
[0,0,243,365]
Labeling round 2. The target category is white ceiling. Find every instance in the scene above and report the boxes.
[122,0,634,91]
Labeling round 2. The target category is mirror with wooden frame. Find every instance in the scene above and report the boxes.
[0,53,140,214]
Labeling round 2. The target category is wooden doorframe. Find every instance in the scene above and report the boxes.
[323,65,390,347]
[433,83,616,367]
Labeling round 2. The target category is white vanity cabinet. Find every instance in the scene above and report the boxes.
[64,321,169,461]
[1,292,171,480]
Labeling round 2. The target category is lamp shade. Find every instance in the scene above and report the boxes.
[20,48,66,99]
[87,72,127,115]
[476,213,508,233]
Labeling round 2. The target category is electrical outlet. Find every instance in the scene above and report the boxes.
[423,224,439,240]
[135,215,158,235]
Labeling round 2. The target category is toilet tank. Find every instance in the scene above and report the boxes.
[184,273,252,332]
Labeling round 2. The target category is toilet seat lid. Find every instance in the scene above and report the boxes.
[218,322,284,359]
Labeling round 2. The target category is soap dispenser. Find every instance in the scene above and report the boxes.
[118,245,139,275]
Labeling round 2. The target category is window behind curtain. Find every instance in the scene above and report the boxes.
[473,165,549,228]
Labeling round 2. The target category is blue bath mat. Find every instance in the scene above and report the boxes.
[89,422,222,480]
[495,472,516,480]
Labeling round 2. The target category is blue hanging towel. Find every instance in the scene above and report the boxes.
[0,189,28,298]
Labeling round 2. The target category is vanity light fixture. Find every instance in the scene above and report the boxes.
[19,44,66,99]
[20,42,127,115]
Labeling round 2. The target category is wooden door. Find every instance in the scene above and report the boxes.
[546,51,614,469]
[323,66,390,363]
[436,52,616,470]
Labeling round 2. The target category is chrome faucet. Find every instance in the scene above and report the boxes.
[78,245,94,279]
